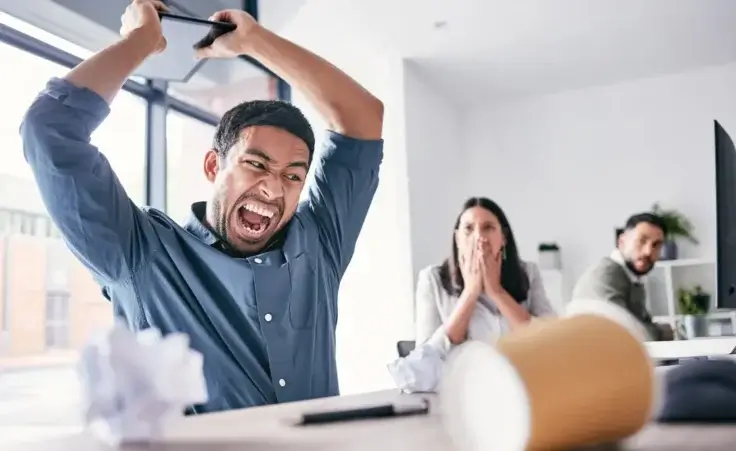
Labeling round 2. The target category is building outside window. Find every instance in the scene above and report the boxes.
[44,291,70,349]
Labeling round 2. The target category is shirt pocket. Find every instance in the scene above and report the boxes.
[287,256,318,330]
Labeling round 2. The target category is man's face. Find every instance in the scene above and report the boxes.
[204,125,310,255]
[619,222,665,275]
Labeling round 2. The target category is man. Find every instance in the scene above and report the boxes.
[20,0,383,413]
[572,213,674,341]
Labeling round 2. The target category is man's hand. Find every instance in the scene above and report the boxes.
[119,0,168,54]
[657,324,675,341]
[194,10,260,59]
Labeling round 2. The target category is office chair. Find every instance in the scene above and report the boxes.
[396,340,416,358]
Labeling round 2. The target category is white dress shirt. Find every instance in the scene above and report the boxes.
[414,261,557,354]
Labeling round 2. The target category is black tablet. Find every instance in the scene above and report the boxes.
[133,12,236,82]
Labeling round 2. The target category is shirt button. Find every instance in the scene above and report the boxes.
[264,313,273,322]
[278,378,286,387]
[254,257,263,264]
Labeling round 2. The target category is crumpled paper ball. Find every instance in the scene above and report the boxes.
[77,322,208,446]
[387,344,445,393]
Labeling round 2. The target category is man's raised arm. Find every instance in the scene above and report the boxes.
[196,11,384,140]
[196,11,384,276]
[20,0,166,283]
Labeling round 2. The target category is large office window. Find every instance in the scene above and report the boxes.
[0,35,144,438]
[0,4,289,444]
[169,59,280,117]
[166,111,217,222]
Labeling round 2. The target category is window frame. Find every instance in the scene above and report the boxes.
[0,2,291,211]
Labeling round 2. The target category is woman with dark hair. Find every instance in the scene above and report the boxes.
[415,197,556,352]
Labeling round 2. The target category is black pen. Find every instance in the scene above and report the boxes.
[298,399,429,425]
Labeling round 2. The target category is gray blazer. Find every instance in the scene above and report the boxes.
[572,256,662,340]
[415,261,557,354]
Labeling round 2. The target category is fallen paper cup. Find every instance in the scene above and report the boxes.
[440,300,658,451]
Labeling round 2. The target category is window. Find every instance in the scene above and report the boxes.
[166,111,217,222]
[44,291,70,349]
[0,33,137,440]
[0,7,272,444]
[169,59,279,117]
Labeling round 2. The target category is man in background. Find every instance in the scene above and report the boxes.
[572,213,674,341]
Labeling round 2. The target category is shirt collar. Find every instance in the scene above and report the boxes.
[610,249,643,283]
[184,202,220,246]
[183,201,304,261]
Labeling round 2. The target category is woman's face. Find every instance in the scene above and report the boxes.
[455,206,506,260]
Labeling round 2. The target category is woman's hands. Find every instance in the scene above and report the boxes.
[460,237,506,299]
[480,240,505,298]
[459,237,484,298]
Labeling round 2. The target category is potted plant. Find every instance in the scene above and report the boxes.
[537,242,561,270]
[651,203,698,260]
[677,285,710,339]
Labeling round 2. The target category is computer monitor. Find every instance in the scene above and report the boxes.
[715,120,736,308]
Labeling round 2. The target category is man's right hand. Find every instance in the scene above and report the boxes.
[194,10,260,59]
[119,0,168,54]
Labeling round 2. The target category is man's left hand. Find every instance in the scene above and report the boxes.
[195,10,260,59]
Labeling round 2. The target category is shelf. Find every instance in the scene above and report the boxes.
[654,258,714,268]
[653,312,735,322]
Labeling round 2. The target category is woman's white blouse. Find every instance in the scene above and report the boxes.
[414,261,557,354]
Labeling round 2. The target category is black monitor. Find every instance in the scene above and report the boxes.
[715,120,736,308]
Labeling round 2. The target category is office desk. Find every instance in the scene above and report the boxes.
[646,336,736,361]
[8,390,736,451]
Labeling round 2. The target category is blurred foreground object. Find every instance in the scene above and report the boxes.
[77,323,208,446]
[656,359,736,423]
[441,299,658,450]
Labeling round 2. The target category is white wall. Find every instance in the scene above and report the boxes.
[403,61,464,287]
[282,1,415,394]
[282,1,471,393]
[462,62,736,300]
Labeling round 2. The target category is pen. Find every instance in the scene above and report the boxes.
[298,400,429,425]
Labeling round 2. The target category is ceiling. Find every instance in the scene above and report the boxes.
[316,0,736,105]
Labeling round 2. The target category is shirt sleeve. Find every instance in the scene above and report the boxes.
[415,268,453,355]
[526,262,558,318]
[20,78,155,283]
[299,131,382,277]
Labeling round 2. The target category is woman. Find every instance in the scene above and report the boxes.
[415,197,556,353]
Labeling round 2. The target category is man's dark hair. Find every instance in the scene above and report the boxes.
[212,100,315,162]
[624,212,668,236]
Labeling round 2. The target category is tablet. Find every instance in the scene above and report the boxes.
[133,12,236,82]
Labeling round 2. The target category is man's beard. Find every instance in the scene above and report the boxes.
[212,199,230,245]
[625,258,654,277]
[210,198,286,257]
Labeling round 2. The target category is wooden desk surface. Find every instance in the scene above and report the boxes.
[8,390,736,450]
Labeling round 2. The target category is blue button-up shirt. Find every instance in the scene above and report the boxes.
[20,78,383,413]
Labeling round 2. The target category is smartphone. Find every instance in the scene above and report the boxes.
[133,12,236,82]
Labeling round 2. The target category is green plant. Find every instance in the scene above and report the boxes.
[651,203,698,244]
[677,285,710,315]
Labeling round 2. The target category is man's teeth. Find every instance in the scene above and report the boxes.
[243,203,274,218]
[243,225,264,235]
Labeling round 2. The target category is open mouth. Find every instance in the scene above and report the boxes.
[236,201,277,241]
